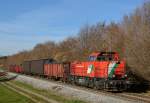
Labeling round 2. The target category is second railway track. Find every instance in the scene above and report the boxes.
[2,82,59,103]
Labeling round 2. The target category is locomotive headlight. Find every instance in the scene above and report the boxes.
[124,74,127,77]
[112,74,115,78]
[123,74,127,78]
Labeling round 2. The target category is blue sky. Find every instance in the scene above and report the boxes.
[0,0,145,56]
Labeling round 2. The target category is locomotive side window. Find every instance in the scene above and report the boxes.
[88,56,96,61]
[97,54,114,61]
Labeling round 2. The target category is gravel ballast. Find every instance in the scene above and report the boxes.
[9,73,139,103]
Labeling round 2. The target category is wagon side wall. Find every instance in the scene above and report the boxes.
[23,61,31,74]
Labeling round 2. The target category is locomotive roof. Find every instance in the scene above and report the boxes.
[90,52,118,56]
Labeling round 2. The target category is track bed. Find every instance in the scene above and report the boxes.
[9,73,150,103]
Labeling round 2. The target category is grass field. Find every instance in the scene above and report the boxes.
[0,83,33,103]
[0,80,86,103]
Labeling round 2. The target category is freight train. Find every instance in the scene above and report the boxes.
[9,52,138,91]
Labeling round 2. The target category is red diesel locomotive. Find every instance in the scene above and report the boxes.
[9,52,134,91]
[70,52,127,90]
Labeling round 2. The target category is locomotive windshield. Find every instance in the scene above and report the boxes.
[88,54,114,61]
[97,54,114,61]
[88,52,119,61]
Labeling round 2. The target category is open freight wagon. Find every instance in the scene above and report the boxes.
[9,65,23,73]
[23,59,54,75]
[44,62,70,81]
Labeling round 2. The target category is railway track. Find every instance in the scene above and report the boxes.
[31,75,150,103]
[66,84,149,103]
[10,73,150,103]
[68,84,150,103]
[119,93,150,103]
[40,79,150,103]
[1,83,38,103]
[1,82,59,103]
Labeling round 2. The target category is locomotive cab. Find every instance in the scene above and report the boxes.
[88,52,127,91]
[88,52,119,61]
[88,52,126,79]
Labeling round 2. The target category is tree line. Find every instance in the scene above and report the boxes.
[6,2,150,81]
